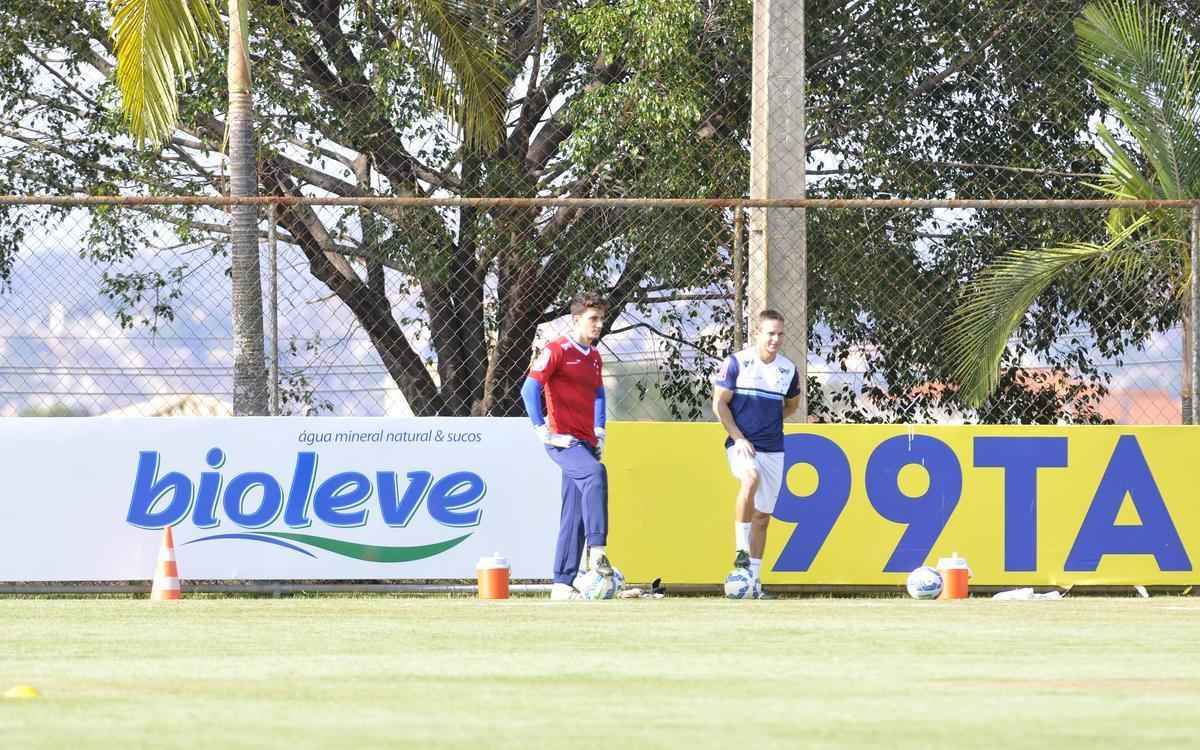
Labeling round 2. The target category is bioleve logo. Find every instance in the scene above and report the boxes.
[126,448,486,561]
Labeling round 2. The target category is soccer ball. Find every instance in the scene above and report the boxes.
[612,567,626,593]
[906,566,943,600]
[724,568,755,599]
[574,567,624,600]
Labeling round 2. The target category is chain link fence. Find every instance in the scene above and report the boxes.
[1,198,1189,424]
[0,0,1195,423]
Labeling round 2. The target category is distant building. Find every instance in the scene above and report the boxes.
[102,395,233,417]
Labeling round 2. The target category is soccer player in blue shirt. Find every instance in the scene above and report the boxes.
[711,309,802,598]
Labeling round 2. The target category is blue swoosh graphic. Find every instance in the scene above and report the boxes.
[183,532,318,558]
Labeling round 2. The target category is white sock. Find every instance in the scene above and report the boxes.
[750,558,762,581]
[735,523,752,552]
[589,546,607,567]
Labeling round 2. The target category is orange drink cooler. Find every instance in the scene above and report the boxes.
[476,555,510,599]
[937,553,970,599]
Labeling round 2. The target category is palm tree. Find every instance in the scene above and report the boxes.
[108,0,506,414]
[943,0,1199,417]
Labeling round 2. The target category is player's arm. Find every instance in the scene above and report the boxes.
[521,376,547,431]
[593,385,607,457]
[713,385,754,458]
[782,369,803,419]
[521,376,576,448]
[712,386,746,441]
[524,346,576,448]
[712,355,754,458]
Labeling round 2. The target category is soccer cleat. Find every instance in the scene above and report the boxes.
[752,581,772,600]
[550,582,583,601]
[733,549,751,571]
[592,553,614,579]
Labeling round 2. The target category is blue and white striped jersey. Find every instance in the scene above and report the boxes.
[712,349,802,452]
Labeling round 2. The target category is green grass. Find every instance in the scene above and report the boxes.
[2,597,1199,749]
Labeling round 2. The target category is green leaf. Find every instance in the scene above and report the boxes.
[1075,0,1200,200]
[945,1,1199,408]
[110,0,223,147]
[944,215,1154,407]
[398,0,509,151]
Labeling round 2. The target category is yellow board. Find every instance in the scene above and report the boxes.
[605,423,1200,586]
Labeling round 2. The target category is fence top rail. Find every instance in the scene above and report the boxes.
[1,195,1198,210]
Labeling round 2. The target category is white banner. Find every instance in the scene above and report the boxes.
[0,418,560,581]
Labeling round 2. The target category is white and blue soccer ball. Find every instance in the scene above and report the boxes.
[724,568,755,599]
[906,566,943,600]
[574,567,624,600]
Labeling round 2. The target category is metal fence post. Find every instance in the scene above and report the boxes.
[269,202,280,416]
[734,208,744,350]
[1191,204,1200,425]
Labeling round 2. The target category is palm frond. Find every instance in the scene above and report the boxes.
[111,0,223,147]
[1076,0,1200,199]
[399,0,509,151]
[944,1,1198,409]
[944,216,1153,407]
[1087,122,1185,239]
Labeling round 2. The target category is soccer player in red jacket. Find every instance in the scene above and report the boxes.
[521,294,615,600]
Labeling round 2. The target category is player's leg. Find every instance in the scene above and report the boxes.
[726,445,760,571]
[548,443,612,579]
[748,451,784,598]
[549,456,586,600]
[750,509,770,570]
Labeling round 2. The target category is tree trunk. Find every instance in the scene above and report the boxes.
[441,149,485,416]
[481,238,543,416]
[228,0,268,415]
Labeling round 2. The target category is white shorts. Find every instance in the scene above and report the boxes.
[726,446,785,514]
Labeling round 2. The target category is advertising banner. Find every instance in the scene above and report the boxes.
[6,418,1197,586]
[606,423,1200,586]
[0,418,559,581]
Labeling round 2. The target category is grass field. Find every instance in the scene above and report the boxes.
[2,596,1199,749]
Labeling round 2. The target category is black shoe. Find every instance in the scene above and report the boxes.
[733,549,751,571]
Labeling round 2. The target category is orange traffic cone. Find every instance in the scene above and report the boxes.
[150,526,181,601]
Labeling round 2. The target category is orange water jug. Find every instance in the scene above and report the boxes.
[476,554,510,599]
[937,553,970,600]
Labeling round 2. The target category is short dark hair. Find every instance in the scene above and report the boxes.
[570,294,608,316]
[758,309,784,324]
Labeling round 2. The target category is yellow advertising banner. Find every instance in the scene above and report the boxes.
[605,423,1200,586]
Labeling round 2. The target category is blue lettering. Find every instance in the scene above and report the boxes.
[427,472,485,527]
[313,472,372,527]
[866,435,961,572]
[193,447,226,528]
[772,434,852,572]
[378,471,432,527]
[974,437,1068,572]
[223,473,284,528]
[1065,435,1191,572]
[283,451,318,527]
[127,451,193,528]
[126,451,489,532]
